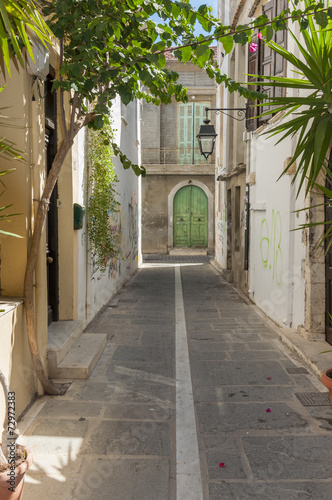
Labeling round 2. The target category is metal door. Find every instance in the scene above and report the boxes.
[173,186,208,247]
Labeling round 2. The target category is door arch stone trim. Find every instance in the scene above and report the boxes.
[168,180,213,250]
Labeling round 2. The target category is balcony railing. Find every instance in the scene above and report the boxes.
[141,147,213,166]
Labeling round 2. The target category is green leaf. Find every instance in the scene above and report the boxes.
[266,25,274,42]
[300,17,309,31]
[0,229,23,238]
[221,35,233,55]
[118,86,132,105]
[196,43,210,61]
[180,45,192,63]
[314,11,328,29]
[84,80,94,91]
[94,115,103,129]
[233,32,248,45]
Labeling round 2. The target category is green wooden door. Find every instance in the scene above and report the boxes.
[173,186,208,247]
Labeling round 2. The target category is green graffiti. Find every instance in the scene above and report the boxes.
[260,219,269,267]
[260,210,282,285]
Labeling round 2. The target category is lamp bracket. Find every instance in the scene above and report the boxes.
[205,107,247,122]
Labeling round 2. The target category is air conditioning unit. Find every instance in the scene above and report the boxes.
[26,34,49,80]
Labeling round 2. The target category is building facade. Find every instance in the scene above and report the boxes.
[216,0,327,343]
[0,44,140,426]
[141,53,217,255]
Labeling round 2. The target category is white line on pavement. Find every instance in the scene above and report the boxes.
[175,266,204,500]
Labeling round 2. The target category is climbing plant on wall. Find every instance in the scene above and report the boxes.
[87,120,121,273]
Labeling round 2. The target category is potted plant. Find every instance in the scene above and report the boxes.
[0,369,32,499]
[321,369,332,407]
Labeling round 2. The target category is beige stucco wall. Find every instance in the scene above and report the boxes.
[0,61,48,427]
[0,304,37,422]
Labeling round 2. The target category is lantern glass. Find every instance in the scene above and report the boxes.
[196,123,217,159]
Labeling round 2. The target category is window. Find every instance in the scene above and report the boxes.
[246,0,287,131]
[178,102,210,164]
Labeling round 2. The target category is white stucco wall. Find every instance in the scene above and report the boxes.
[76,96,140,326]
[248,129,306,329]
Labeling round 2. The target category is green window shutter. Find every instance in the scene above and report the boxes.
[178,103,193,164]
[178,102,210,164]
[193,102,210,164]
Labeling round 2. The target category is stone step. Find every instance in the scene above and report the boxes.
[169,247,208,256]
[49,333,107,379]
[48,320,83,370]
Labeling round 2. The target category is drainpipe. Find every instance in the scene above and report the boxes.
[137,96,142,265]
[285,173,296,327]
[85,127,91,321]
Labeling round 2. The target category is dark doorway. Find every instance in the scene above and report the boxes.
[325,150,332,345]
[226,188,232,270]
[45,71,59,324]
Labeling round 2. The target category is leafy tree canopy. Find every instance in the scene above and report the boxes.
[42,0,331,145]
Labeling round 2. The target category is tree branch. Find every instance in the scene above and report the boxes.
[59,40,68,143]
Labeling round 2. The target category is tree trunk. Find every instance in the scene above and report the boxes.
[24,138,72,395]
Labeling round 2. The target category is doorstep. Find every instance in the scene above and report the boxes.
[47,321,106,379]
[168,247,208,256]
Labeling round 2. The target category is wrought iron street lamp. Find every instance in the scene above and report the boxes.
[196,107,247,160]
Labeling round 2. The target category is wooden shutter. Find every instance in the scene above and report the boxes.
[178,103,193,164]
[246,35,259,131]
[259,0,274,124]
[274,0,287,98]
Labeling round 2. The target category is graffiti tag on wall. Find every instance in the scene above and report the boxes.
[91,191,138,280]
[260,209,282,285]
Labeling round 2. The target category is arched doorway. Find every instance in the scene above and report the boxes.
[173,185,208,247]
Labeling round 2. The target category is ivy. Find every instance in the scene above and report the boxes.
[87,121,121,273]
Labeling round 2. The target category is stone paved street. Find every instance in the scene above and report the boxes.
[20,261,332,499]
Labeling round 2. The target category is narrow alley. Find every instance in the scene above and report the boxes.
[20,259,332,500]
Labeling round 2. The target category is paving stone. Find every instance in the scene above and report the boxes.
[106,331,142,344]
[191,360,294,386]
[82,420,170,456]
[191,350,228,361]
[79,380,116,401]
[209,481,332,500]
[38,400,102,418]
[24,475,78,500]
[204,437,247,479]
[197,402,309,434]
[304,406,332,431]
[73,458,170,500]
[140,331,174,346]
[103,403,170,421]
[242,435,332,479]
[106,380,174,405]
[229,350,284,361]
[23,419,89,457]
[246,341,278,350]
[190,341,248,352]
[107,360,174,378]
[194,385,296,403]
[112,346,173,363]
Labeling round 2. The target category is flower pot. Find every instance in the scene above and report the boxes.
[0,445,32,500]
[321,368,332,407]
